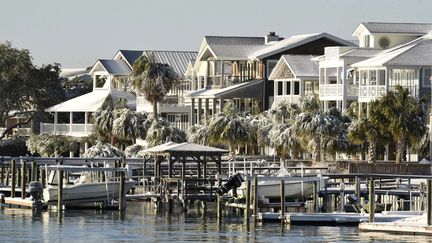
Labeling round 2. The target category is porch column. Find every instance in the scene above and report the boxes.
[212,98,217,116]
[197,98,202,125]
[84,112,88,133]
[191,98,196,125]
[220,60,224,87]
[54,112,58,134]
[69,112,73,134]
[205,98,210,122]
[342,100,347,113]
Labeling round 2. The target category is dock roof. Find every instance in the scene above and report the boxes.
[143,142,228,156]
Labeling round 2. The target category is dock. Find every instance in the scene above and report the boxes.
[359,215,432,235]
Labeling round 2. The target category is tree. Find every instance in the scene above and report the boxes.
[349,100,388,163]
[82,141,124,158]
[376,86,426,163]
[187,124,208,145]
[132,54,180,120]
[0,42,65,139]
[145,118,187,147]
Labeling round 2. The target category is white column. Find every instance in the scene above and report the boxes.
[54,112,58,134]
[84,112,88,133]
[191,98,195,125]
[70,112,73,134]
[197,98,202,125]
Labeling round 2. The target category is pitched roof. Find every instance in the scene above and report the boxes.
[98,60,131,75]
[251,33,355,59]
[118,50,144,66]
[352,34,432,67]
[200,36,266,60]
[281,55,319,77]
[359,22,432,34]
[143,142,228,155]
[142,50,198,76]
[45,90,136,112]
[185,79,264,99]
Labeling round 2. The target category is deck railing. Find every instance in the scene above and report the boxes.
[40,123,93,136]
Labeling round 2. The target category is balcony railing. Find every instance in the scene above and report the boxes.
[208,75,244,88]
[40,123,93,136]
[319,84,359,98]
[359,85,386,101]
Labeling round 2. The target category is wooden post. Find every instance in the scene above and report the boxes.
[168,156,172,178]
[355,176,360,204]
[0,159,4,185]
[203,156,207,180]
[280,179,285,224]
[427,179,431,226]
[313,181,319,213]
[58,167,64,212]
[119,171,126,211]
[11,160,16,198]
[182,157,186,179]
[31,160,37,181]
[197,160,201,179]
[253,176,258,221]
[217,178,222,219]
[339,182,345,212]
[245,179,251,224]
[369,178,375,223]
[21,159,26,199]
[41,167,46,188]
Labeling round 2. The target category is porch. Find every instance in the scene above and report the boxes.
[40,111,93,137]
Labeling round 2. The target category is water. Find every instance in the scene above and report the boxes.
[0,201,430,242]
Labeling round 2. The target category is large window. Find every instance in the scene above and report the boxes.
[277,81,283,95]
[294,81,300,95]
[305,82,313,95]
[423,68,432,87]
[326,67,337,84]
[286,81,291,95]
[391,69,417,87]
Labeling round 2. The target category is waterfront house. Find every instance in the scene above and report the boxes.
[186,32,353,125]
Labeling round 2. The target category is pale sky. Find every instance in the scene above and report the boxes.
[1,0,432,68]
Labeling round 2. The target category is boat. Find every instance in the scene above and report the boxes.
[43,169,136,204]
[236,166,327,204]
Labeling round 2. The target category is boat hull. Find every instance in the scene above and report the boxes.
[43,181,135,204]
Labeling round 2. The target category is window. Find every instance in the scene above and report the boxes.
[355,71,360,84]
[286,81,291,95]
[379,36,391,49]
[326,67,337,84]
[423,68,432,87]
[95,75,106,88]
[361,70,368,85]
[378,70,386,85]
[267,60,278,78]
[294,81,300,95]
[364,35,370,48]
[391,69,417,87]
[277,81,283,95]
[370,70,377,85]
[305,82,313,95]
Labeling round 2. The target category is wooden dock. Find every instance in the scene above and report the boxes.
[359,218,432,235]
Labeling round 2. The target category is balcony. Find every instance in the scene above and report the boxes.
[319,84,359,100]
[359,85,386,102]
[40,123,93,137]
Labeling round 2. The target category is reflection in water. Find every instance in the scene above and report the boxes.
[0,202,429,242]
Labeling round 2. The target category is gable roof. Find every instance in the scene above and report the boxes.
[282,55,319,77]
[142,50,198,76]
[351,34,432,67]
[198,36,266,60]
[355,22,432,35]
[96,60,132,75]
[118,50,144,67]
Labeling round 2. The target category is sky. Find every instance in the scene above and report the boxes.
[1,0,432,68]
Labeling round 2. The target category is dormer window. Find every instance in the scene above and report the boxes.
[378,36,391,49]
[364,35,370,48]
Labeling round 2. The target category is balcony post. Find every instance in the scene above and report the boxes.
[69,112,73,134]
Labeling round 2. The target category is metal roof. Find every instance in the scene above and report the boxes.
[45,90,136,112]
[118,50,144,66]
[252,33,355,59]
[281,55,319,77]
[142,50,198,76]
[98,60,132,75]
[185,79,264,99]
[359,22,432,34]
[205,36,265,46]
[143,142,228,154]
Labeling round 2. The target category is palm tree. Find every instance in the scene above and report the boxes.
[348,100,385,163]
[83,141,124,158]
[376,86,426,163]
[145,118,187,147]
[187,124,208,145]
[112,109,149,144]
[132,54,180,120]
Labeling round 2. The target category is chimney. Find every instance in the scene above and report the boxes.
[265,32,279,44]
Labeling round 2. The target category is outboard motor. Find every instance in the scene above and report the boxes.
[217,173,245,195]
[29,181,44,212]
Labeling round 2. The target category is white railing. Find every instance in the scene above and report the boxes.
[359,85,387,101]
[40,123,93,136]
[319,84,343,97]
[273,95,301,105]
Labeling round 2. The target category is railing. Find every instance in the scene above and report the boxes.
[208,75,244,88]
[359,85,386,101]
[348,162,430,175]
[169,121,189,132]
[273,95,301,105]
[319,84,343,97]
[40,123,93,136]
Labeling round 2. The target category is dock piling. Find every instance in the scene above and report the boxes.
[253,176,258,221]
[21,159,26,199]
[369,178,375,223]
[11,160,16,198]
[217,178,222,219]
[245,179,251,224]
[427,179,431,225]
[119,171,126,211]
[280,179,285,224]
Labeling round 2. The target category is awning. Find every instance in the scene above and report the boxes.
[185,79,264,99]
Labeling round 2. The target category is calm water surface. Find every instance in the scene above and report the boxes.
[0,201,430,242]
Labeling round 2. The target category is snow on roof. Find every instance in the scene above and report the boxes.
[143,142,228,154]
[251,33,355,59]
[360,22,432,34]
[98,60,131,75]
[281,55,319,77]
[45,90,136,112]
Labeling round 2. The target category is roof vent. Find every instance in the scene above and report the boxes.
[265,32,279,44]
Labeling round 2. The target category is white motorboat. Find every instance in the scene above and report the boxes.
[43,170,135,204]
[237,167,327,204]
